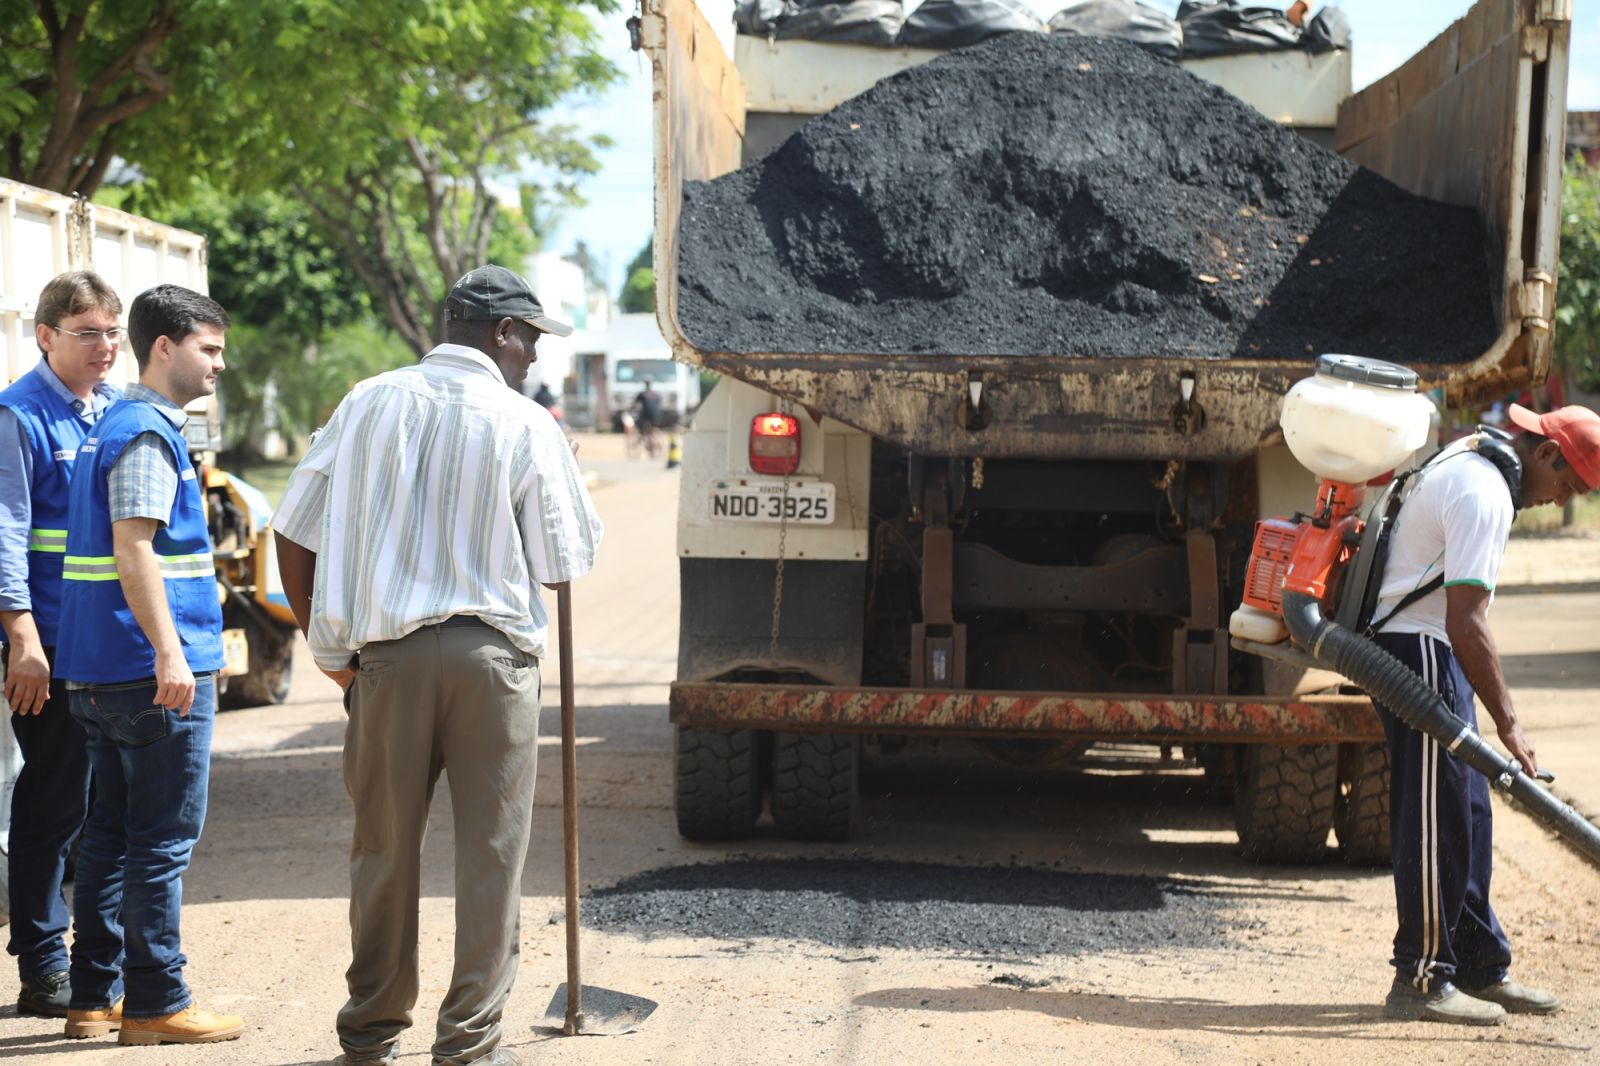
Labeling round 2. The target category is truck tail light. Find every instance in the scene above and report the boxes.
[750,412,800,475]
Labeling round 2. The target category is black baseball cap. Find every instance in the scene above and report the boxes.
[445,265,573,337]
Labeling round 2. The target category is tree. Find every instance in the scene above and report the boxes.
[158,186,383,456]
[0,1,193,196]
[232,0,618,356]
[618,238,654,314]
[4,0,619,357]
[1556,158,1600,392]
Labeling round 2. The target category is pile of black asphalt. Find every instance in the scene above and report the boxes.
[676,32,1497,362]
[580,858,1244,956]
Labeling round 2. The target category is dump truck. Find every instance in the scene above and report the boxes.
[645,0,1573,862]
[0,180,300,710]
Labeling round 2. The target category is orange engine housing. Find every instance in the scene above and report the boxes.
[1241,479,1367,617]
[1241,517,1302,615]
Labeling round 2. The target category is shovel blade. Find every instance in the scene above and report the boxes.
[543,983,658,1036]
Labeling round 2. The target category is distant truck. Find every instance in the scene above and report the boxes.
[646,0,1572,861]
[0,180,299,710]
[602,312,703,427]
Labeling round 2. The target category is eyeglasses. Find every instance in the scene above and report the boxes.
[48,325,125,346]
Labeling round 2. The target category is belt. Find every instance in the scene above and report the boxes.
[430,615,492,630]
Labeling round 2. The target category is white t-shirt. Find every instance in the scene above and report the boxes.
[1371,441,1513,644]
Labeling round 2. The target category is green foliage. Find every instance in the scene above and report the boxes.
[275,319,416,438]
[217,319,413,461]
[5,0,619,359]
[164,187,369,344]
[620,268,655,314]
[151,186,379,458]
[202,0,620,355]
[1557,158,1600,391]
[0,1,218,194]
[618,239,654,313]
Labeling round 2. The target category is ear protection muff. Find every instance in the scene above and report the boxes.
[1472,424,1523,508]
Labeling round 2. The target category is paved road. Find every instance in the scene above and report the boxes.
[7,455,1600,1064]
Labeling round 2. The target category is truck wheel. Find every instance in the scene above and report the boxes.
[675,727,763,840]
[1334,742,1392,867]
[1233,743,1337,864]
[771,732,859,842]
[221,613,295,709]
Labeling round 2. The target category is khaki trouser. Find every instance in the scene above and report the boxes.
[336,620,540,1065]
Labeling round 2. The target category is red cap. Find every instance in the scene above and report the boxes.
[1507,403,1600,491]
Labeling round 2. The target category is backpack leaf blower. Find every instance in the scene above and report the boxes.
[1229,354,1600,865]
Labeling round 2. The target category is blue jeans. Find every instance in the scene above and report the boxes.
[5,644,91,980]
[66,674,214,1017]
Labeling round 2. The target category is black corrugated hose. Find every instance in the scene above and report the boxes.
[1281,590,1600,866]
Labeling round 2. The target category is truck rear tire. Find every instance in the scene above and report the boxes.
[1334,742,1392,867]
[1233,743,1337,864]
[771,732,859,842]
[675,726,763,840]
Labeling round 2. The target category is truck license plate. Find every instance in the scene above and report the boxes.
[711,480,835,524]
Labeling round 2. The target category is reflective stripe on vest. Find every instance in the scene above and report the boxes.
[29,528,67,553]
[63,552,214,582]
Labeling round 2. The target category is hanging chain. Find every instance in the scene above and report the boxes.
[769,397,795,663]
[971,456,985,490]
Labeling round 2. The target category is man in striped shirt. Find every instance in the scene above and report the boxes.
[274,265,603,1066]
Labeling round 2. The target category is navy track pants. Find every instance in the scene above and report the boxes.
[1372,631,1511,992]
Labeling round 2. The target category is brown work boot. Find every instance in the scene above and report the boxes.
[64,998,124,1038]
[118,1005,245,1045]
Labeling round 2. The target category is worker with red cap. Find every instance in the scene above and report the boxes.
[1369,402,1599,1026]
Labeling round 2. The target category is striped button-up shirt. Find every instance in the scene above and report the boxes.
[273,344,603,671]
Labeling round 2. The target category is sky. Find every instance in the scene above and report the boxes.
[544,0,1600,296]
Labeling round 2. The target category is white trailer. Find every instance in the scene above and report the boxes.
[0,183,298,917]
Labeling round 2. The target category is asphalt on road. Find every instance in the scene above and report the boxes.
[6,441,1600,1064]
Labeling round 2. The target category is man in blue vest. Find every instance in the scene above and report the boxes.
[0,271,124,1018]
[54,284,244,1046]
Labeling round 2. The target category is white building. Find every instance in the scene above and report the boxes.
[522,251,610,401]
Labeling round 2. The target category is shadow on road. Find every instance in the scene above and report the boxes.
[853,986,1589,1049]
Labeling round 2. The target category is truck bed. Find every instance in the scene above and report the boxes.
[645,0,1572,462]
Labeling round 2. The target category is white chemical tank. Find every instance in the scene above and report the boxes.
[1281,354,1433,484]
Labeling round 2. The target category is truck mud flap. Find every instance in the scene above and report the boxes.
[670,682,1382,743]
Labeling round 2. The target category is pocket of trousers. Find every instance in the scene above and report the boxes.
[88,684,170,748]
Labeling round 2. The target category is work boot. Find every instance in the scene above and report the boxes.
[65,998,124,1038]
[1384,976,1505,1025]
[118,1005,245,1045]
[16,969,71,1017]
[1460,977,1561,1015]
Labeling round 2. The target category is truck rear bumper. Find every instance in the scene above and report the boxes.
[669,682,1382,743]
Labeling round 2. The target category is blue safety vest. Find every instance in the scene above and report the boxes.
[54,398,222,683]
[0,363,96,646]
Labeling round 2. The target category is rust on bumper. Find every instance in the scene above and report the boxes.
[670,682,1382,743]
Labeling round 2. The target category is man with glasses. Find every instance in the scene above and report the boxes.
[0,271,124,1018]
